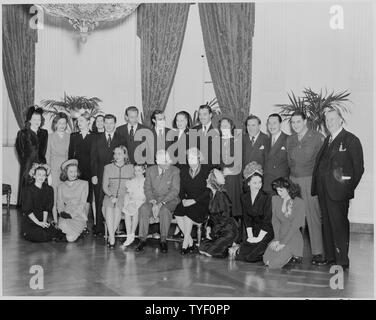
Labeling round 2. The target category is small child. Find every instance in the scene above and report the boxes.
[121,164,146,248]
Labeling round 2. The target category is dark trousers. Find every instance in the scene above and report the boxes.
[93,182,105,233]
[317,181,350,265]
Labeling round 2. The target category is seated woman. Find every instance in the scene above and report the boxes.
[235,162,274,262]
[198,169,238,258]
[102,146,134,249]
[57,159,89,242]
[21,163,64,242]
[263,177,305,269]
[174,147,211,254]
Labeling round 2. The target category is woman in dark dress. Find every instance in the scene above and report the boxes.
[235,162,274,262]
[198,169,239,258]
[91,114,105,134]
[16,106,48,206]
[171,111,192,169]
[68,112,95,207]
[21,163,64,242]
[174,147,211,254]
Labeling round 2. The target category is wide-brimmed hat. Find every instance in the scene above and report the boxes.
[61,159,79,171]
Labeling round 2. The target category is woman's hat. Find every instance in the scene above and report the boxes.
[28,163,51,178]
[26,105,44,122]
[61,159,78,171]
[243,161,263,180]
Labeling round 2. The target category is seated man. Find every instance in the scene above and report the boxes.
[136,150,180,253]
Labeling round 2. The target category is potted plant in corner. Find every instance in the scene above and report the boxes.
[41,92,102,132]
[275,88,351,135]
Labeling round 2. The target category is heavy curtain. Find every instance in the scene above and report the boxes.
[137,3,190,127]
[3,5,38,129]
[199,3,255,124]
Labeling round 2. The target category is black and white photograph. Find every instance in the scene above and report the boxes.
[1,0,374,301]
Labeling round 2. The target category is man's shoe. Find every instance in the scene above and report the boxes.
[160,241,168,253]
[312,254,327,265]
[135,240,147,252]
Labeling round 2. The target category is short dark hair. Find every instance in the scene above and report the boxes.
[271,177,301,199]
[290,110,307,121]
[151,109,165,126]
[218,116,235,136]
[125,106,139,116]
[245,114,261,126]
[104,114,117,123]
[268,113,282,123]
[172,111,192,129]
[51,112,68,132]
[198,104,212,114]
[60,162,81,182]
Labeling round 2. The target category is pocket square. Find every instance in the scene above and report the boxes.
[342,176,351,180]
[339,143,347,152]
[259,145,265,150]
[281,146,286,150]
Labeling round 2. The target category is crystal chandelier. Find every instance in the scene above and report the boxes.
[38,3,139,43]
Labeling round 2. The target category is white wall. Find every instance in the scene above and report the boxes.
[2,3,374,225]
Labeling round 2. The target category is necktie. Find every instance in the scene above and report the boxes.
[107,134,112,147]
[271,137,276,147]
[328,136,333,145]
[130,126,134,137]
[159,129,163,137]
[203,125,206,135]
[251,136,255,145]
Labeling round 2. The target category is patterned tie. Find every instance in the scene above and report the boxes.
[107,134,112,147]
[251,136,255,146]
[130,125,134,137]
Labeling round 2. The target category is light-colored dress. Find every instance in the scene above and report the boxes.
[57,179,89,240]
[102,163,135,211]
[263,196,305,269]
[46,131,70,204]
[122,176,146,216]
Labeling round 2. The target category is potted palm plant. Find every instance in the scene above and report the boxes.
[275,88,351,135]
[41,93,102,132]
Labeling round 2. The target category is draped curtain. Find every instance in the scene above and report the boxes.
[3,5,37,129]
[137,3,190,127]
[199,3,255,125]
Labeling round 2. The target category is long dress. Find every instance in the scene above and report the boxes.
[68,131,95,202]
[263,196,305,269]
[236,191,274,262]
[198,190,239,258]
[57,179,89,241]
[46,131,70,214]
[122,176,146,216]
[102,163,135,211]
[220,136,242,217]
[21,183,62,242]
[15,127,48,206]
[174,165,211,223]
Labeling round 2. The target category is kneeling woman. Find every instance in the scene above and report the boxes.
[57,159,89,242]
[21,163,63,242]
[263,177,305,269]
[235,162,274,262]
[102,146,134,248]
[199,169,238,258]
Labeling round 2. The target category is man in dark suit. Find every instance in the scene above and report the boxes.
[312,108,364,269]
[191,104,220,168]
[136,150,180,253]
[263,114,290,193]
[150,110,174,163]
[90,114,121,235]
[115,106,151,164]
[242,115,270,169]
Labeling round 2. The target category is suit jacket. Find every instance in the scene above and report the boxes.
[90,131,122,181]
[144,165,180,208]
[241,190,273,236]
[311,128,364,201]
[68,131,96,180]
[170,129,189,168]
[192,123,219,167]
[263,132,290,192]
[242,131,270,169]
[115,123,151,164]
[151,127,174,163]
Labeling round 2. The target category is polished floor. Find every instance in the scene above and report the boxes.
[2,208,374,298]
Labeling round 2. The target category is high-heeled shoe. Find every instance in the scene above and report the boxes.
[188,245,198,254]
[181,247,189,255]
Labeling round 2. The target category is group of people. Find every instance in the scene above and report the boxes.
[15,103,364,269]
